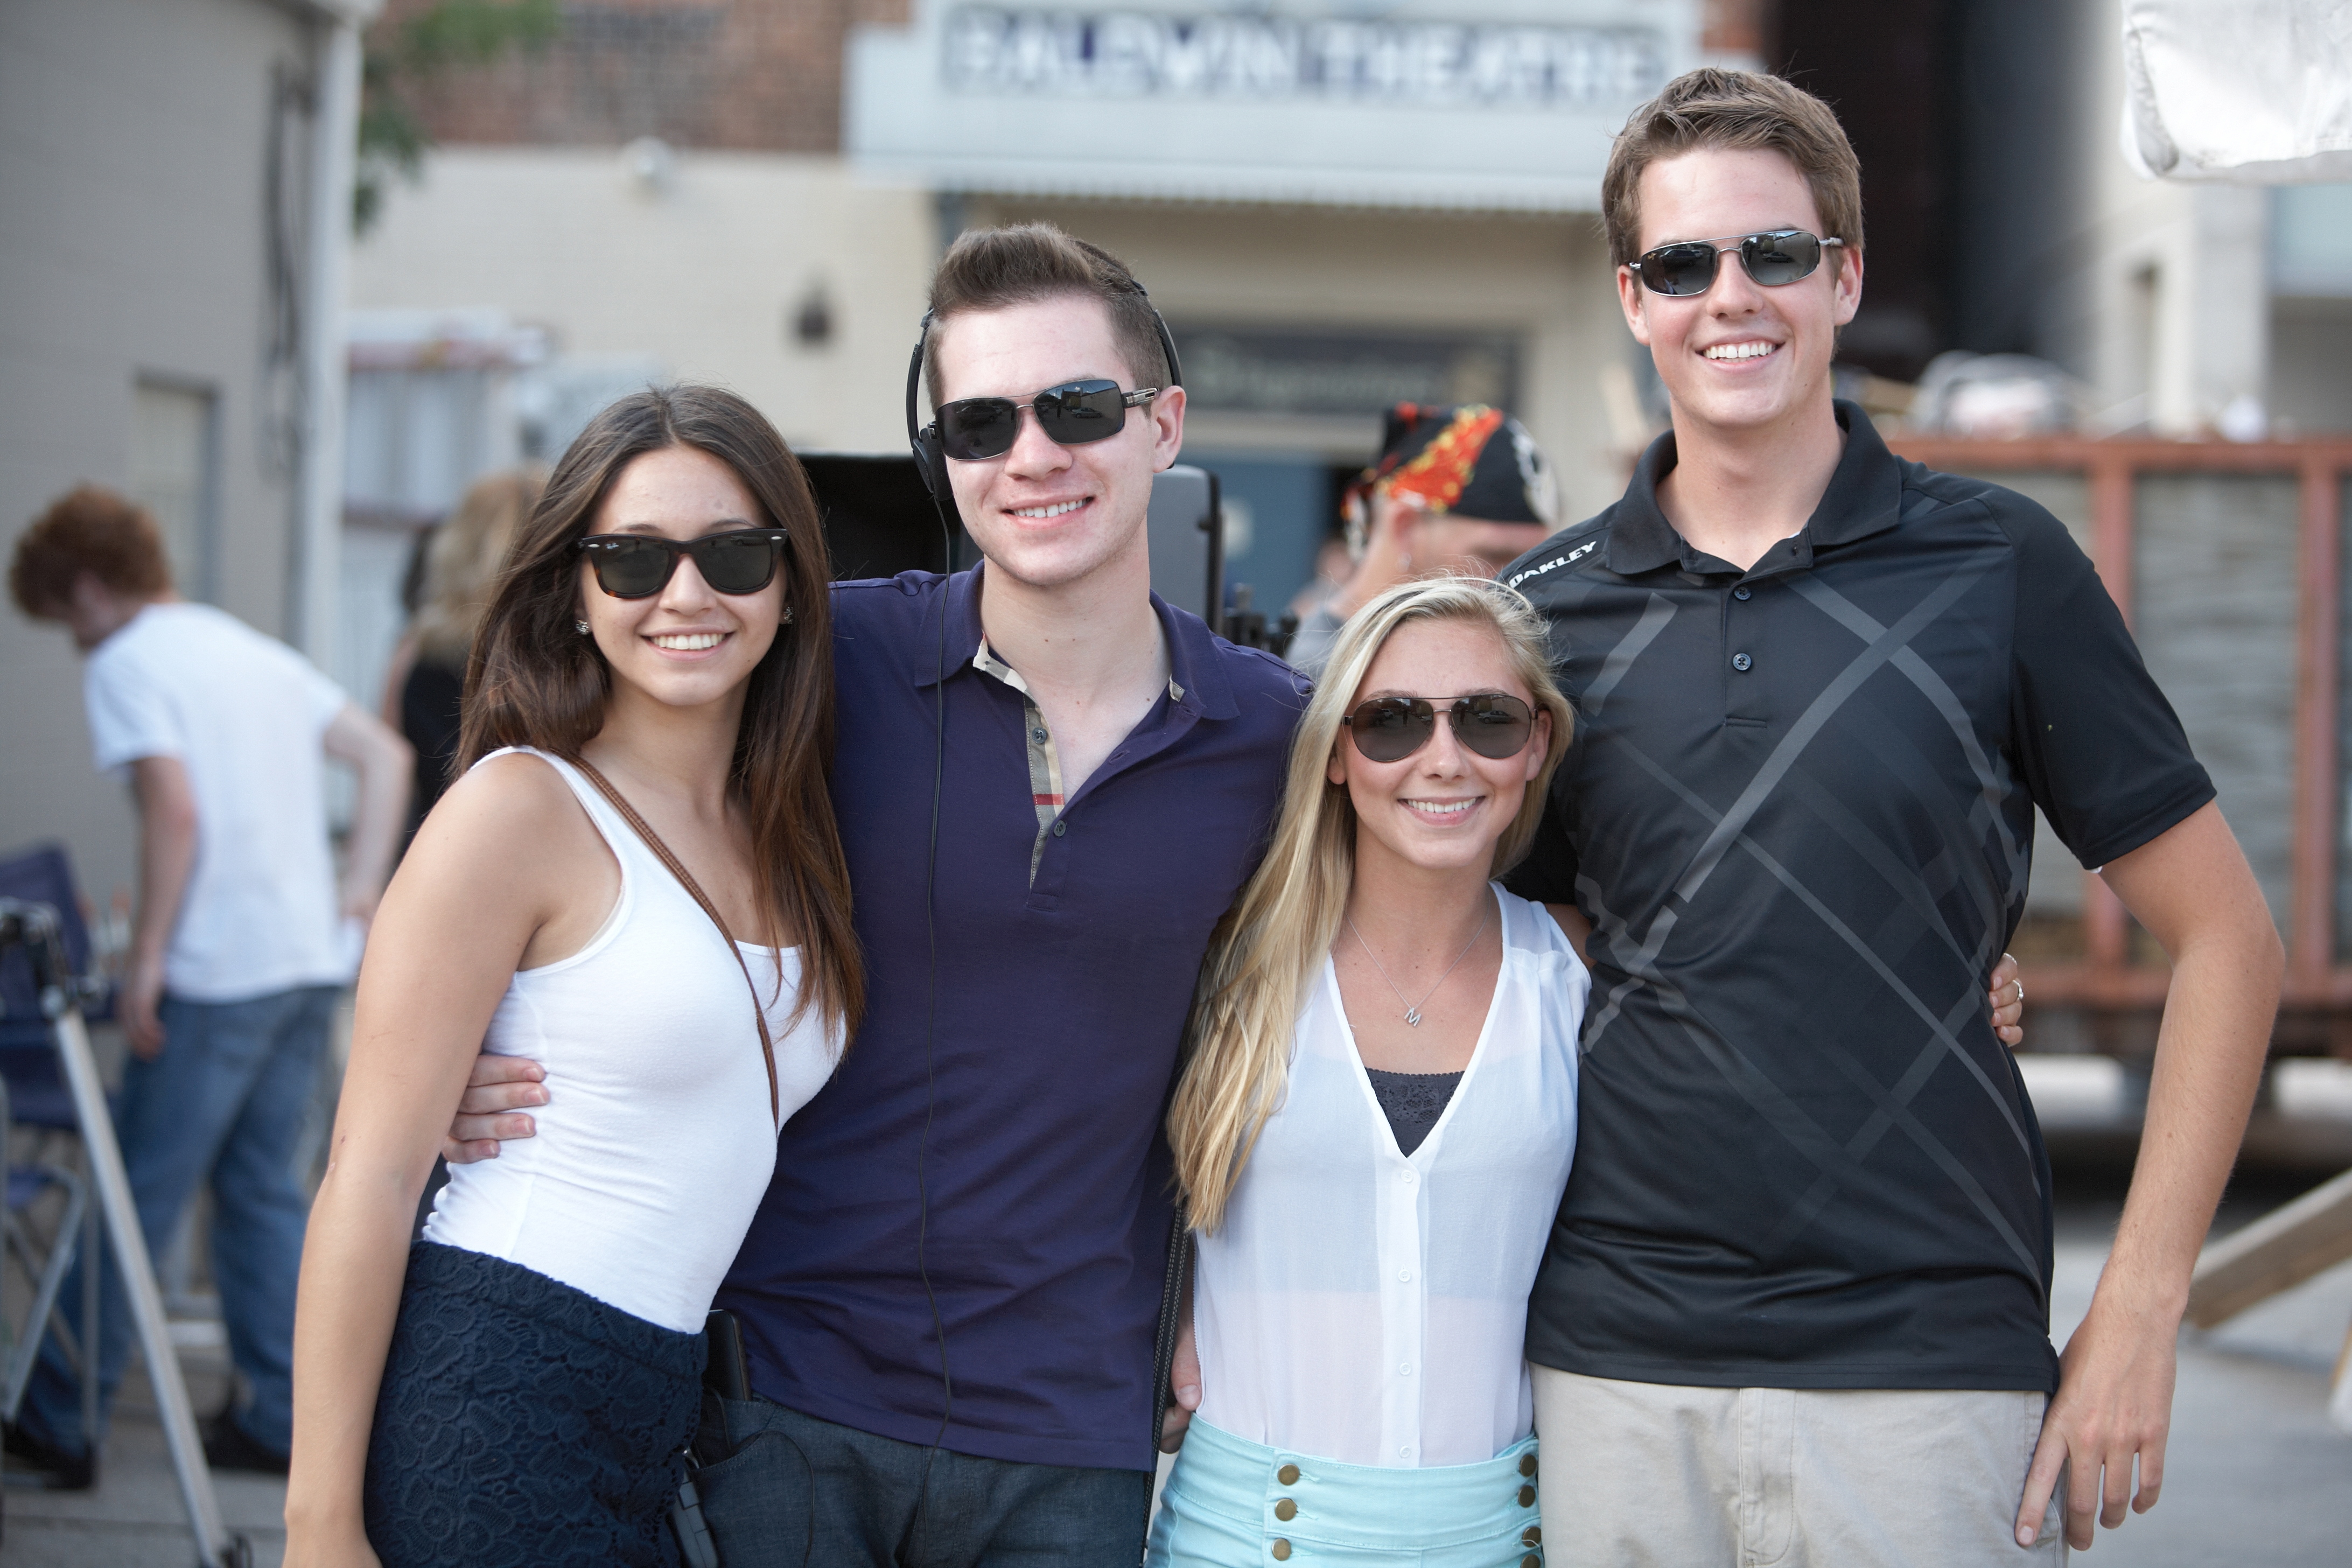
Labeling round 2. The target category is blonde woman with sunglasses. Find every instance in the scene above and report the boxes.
[1154,575,1584,1566]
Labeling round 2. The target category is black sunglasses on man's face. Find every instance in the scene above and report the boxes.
[933,380,1159,461]
[1631,229,1844,297]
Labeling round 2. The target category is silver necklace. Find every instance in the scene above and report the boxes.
[1347,906,1488,1027]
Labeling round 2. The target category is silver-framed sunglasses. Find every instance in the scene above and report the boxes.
[1631,229,1845,297]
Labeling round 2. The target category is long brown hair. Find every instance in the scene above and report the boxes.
[459,385,863,1042]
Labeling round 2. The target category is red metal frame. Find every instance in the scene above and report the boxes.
[1887,438,2352,1014]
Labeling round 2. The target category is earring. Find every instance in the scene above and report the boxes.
[575,619,591,634]
[781,606,795,625]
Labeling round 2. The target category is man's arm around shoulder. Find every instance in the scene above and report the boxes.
[2016,801,2281,1550]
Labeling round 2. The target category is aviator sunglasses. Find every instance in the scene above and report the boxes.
[935,380,1160,461]
[1632,229,1845,297]
[577,528,790,599]
[1342,694,1536,764]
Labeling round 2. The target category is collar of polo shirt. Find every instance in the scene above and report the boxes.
[1607,403,1909,577]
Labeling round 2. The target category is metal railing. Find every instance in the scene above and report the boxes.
[1888,436,2352,1030]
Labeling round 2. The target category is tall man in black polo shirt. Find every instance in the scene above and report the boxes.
[1503,71,2283,1564]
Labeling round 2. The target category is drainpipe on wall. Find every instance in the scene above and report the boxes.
[293,0,379,667]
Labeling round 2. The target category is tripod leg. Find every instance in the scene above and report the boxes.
[51,1007,234,1564]
[2330,1315,2352,1435]
[80,1150,96,1454]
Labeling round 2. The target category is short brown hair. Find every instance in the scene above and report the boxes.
[460,386,864,1045]
[1600,68,1864,269]
[922,223,1171,407]
[9,485,173,616]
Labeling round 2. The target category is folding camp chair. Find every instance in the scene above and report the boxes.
[0,844,102,1436]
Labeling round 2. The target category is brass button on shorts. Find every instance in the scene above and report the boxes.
[1143,1418,1544,1566]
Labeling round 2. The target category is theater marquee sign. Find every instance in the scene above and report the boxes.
[940,10,1666,108]
[848,1,1698,210]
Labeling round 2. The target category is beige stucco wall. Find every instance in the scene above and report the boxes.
[348,147,940,454]
[0,0,320,909]
[349,151,1633,523]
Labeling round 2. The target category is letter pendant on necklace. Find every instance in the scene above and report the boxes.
[1404,1007,1422,1027]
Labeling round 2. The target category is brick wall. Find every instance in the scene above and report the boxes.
[375,0,909,151]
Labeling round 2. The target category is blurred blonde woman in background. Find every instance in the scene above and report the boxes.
[379,470,542,844]
[1154,576,1585,1565]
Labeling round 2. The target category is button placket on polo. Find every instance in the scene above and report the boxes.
[1723,577,1770,725]
[972,639,1196,907]
[971,640,1066,888]
[1728,580,1755,674]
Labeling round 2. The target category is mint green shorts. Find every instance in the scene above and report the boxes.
[1148,1417,1544,1566]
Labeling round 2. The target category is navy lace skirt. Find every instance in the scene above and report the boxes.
[363,1242,706,1568]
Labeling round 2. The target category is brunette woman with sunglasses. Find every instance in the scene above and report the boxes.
[1152,576,1584,1566]
[284,387,861,1567]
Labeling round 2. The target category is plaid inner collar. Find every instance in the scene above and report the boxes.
[971,638,1184,885]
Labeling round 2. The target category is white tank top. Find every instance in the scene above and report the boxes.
[423,747,840,1332]
[1191,886,1586,1468]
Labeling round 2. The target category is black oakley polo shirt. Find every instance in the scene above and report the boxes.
[1502,404,2212,1391]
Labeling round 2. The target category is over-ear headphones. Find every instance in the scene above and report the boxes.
[902,289,1186,531]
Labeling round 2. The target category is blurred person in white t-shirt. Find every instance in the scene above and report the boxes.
[5,486,409,1487]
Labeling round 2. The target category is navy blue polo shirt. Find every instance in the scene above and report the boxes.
[1502,405,2213,1391]
[715,566,1306,1471]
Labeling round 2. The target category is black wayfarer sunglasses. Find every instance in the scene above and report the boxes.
[1631,229,1845,297]
[577,528,790,599]
[933,380,1160,461]
[1342,694,1536,764]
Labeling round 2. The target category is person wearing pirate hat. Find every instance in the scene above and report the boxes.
[1286,403,1560,676]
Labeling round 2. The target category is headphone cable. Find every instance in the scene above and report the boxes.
[899,408,957,1568]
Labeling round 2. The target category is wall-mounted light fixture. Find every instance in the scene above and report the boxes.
[791,282,834,350]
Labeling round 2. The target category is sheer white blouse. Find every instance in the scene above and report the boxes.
[1191,886,1587,1469]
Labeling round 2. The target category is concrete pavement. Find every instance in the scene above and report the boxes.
[2046,1168,2352,1567]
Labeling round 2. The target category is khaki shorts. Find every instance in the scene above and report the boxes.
[1532,1366,2067,1566]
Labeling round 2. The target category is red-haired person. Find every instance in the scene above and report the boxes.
[7,488,411,1486]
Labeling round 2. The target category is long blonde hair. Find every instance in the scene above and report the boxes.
[1168,576,1574,1233]
[414,470,542,663]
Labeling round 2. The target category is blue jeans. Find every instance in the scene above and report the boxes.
[692,1395,1152,1568]
[19,984,337,1457]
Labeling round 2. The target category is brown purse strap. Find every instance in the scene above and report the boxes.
[569,756,780,1126]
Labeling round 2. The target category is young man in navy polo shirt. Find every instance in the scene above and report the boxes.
[445,226,1304,1563]
[1501,69,2283,1564]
